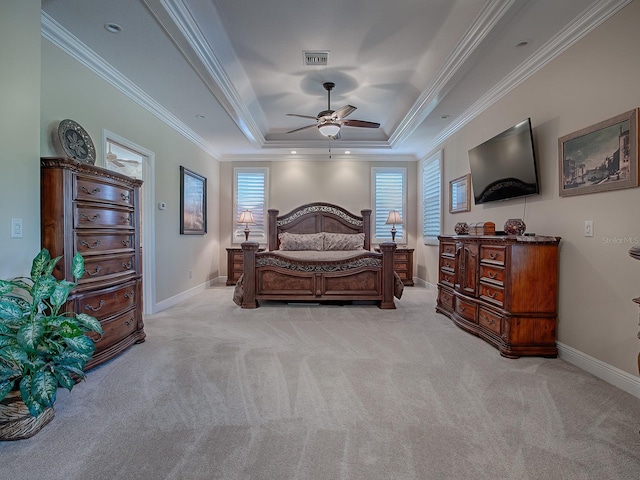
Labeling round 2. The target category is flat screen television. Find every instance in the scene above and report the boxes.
[468,118,540,204]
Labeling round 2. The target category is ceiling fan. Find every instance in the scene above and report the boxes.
[286,82,380,139]
[106,144,140,168]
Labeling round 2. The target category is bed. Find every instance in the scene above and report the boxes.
[235,202,401,309]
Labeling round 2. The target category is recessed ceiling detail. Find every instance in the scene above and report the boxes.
[303,51,328,66]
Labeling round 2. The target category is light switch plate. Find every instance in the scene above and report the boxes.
[11,218,23,238]
[584,220,593,237]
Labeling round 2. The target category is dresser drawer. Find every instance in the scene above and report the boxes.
[92,309,139,351]
[75,176,135,207]
[75,232,135,255]
[480,245,506,265]
[479,282,505,307]
[479,307,502,335]
[394,252,409,262]
[438,288,454,311]
[455,297,477,323]
[439,270,455,287]
[439,256,456,273]
[79,254,136,284]
[76,281,138,320]
[479,264,504,287]
[75,205,134,229]
[394,262,408,272]
[441,242,456,257]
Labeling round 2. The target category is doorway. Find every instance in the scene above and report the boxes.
[102,130,156,314]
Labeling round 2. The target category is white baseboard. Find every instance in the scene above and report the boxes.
[152,280,217,313]
[413,278,437,290]
[557,341,640,399]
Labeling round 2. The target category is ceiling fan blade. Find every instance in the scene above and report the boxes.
[342,119,380,128]
[107,158,126,167]
[333,105,357,119]
[286,124,317,134]
[286,113,318,120]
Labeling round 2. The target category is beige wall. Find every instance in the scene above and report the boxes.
[219,159,417,268]
[39,41,220,305]
[417,0,640,376]
[0,0,42,278]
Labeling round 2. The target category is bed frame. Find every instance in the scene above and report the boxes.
[240,202,397,309]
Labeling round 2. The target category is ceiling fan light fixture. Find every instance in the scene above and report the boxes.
[318,122,341,137]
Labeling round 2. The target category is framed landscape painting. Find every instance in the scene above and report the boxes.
[180,166,207,234]
[558,108,638,197]
[449,174,471,213]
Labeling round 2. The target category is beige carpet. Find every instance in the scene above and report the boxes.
[2,284,640,479]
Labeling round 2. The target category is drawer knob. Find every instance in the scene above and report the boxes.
[81,186,100,195]
[124,290,135,299]
[86,265,102,276]
[121,238,130,246]
[489,252,499,260]
[81,213,100,222]
[122,261,132,270]
[81,240,101,249]
[120,215,131,224]
[85,299,105,312]
[124,318,134,327]
[486,289,497,299]
[460,306,466,312]
[121,192,131,201]
[488,271,497,279]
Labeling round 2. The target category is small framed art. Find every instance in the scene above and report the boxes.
[180,166,207,235]
[449,174,471,213]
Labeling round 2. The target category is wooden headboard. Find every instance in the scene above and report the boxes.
[267,202,371,251]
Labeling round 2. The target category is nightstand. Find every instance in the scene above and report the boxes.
[226,247,264,285]
[375,246,414,286]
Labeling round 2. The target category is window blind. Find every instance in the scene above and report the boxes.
[422,152,442,243]
[234,168,267,242]
[372,168,406,242]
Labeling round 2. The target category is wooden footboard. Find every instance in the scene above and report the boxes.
[241,242,397,309]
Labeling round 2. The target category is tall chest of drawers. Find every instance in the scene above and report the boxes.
[436,234,560,358]
[41,157,146,370]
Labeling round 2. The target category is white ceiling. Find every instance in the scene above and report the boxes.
[40,0,628,161]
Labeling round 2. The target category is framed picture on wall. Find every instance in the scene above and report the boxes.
[559,108,638,197]
[180,166,207,235]
[449,174,471,213]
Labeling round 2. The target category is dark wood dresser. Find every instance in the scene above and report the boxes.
[436,234,560,358]
[41,157,145,370]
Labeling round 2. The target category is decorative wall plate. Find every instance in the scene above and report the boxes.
[57,119,96,164]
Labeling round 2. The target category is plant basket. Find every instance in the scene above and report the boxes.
[0,390,54,441]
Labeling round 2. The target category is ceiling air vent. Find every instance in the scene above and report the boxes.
[303,51,328,66]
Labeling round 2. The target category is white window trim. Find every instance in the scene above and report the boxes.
[422,150,442,246]
[233,167,268,244]
[371,167,407,245]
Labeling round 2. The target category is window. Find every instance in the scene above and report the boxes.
[372,167,406,243]
[233,168,268,243]
[422,151,442,245]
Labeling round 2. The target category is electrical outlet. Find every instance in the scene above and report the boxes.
[584,220,593,237]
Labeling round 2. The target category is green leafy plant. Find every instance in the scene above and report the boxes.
[0,249,103,417]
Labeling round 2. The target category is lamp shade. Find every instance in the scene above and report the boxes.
[385,210,403,225]
[239,210,255,225]
[318,122,341,137]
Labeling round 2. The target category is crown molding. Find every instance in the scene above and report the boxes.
[417,0,631,159]
[390,0,517,149]
[220,153,417,163]
[41,11,220,160]
[156,0,266,148]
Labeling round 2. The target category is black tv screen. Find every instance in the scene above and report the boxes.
[468,118,540,204]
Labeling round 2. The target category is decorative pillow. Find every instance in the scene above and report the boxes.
[323,232,365,251]
[278,232,324,251]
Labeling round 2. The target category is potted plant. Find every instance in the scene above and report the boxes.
[0,249,103,440]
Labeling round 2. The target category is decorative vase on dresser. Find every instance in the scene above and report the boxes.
[40,157,146,370]
[436,234,560,358]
